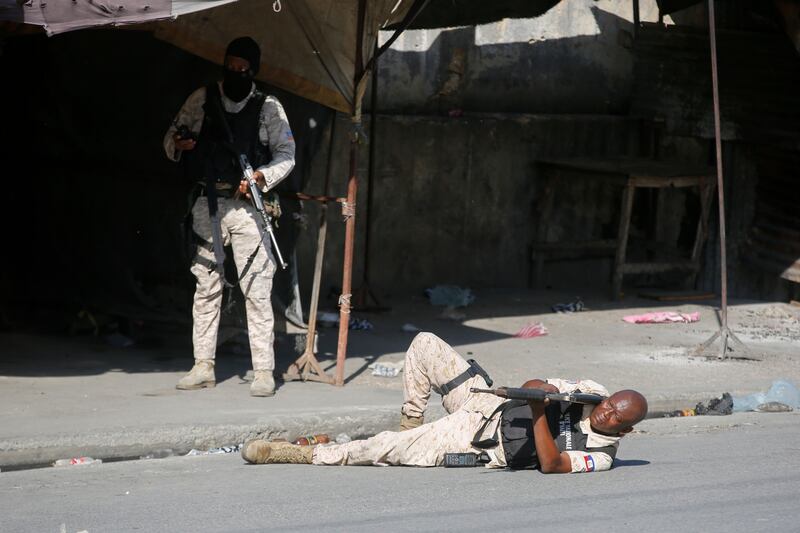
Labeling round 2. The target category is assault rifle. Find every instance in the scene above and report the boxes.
[239,154,288,270]
[470,387,604,405]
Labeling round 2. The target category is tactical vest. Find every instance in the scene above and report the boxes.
[189,83,271,188]
[500,400,618,469]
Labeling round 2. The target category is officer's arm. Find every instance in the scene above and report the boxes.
[164,87,205,162]
[255,96,296,192]
[529,402,572,474]
[521,379,558,393]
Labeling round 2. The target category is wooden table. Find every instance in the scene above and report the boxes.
[532,157,716,299]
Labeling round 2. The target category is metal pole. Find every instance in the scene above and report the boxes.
[334,0,367,386]
[708,0,728,352]
[693,0,749,360]
[364,44,378,287]
[335,135,358,386]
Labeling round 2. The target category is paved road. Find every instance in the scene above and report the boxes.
[2,412,798,532]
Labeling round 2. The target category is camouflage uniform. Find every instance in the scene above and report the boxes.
[164,82,295,372]
[313,333,621,471]
[313,333,508,467]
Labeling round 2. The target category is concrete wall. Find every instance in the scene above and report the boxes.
[372,0,663,114]
[296,113,646,298]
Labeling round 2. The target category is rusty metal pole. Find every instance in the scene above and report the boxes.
[709,0,728,355]
[335,137,359,386]
[694,0,749,360]
[334,0,367,386]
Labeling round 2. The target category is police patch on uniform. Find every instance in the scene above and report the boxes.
[583,455,595,472]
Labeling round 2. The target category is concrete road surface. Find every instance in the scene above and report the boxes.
[2,411,799,532]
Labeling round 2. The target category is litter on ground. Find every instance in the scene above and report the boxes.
[514,322,548,338]
[622,311,700,324]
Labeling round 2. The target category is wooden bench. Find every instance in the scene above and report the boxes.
[532,157,716,299]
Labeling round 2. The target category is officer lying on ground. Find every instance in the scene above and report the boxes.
[242,333,648,473]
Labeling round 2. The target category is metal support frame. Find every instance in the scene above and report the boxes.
[283,119,339,385]
[693,0,749,360]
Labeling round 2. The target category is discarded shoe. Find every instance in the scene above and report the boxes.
[242,440,313,464]
[176,360,216,390]
[399,413,424,431]
[250,371,276,397]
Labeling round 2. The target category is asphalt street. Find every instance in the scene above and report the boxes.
[2,411,799,532]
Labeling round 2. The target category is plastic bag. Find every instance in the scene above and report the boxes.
[733,380,799,412]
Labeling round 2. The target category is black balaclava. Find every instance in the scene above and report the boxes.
[223,36,261,102]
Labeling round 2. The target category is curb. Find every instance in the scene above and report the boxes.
[0,398,710,471]
[0,406,401,471]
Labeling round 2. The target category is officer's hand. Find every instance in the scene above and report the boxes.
[174,135,197,151]
[252,170,266,189]
[521,379,559,406]
[521,379,559,394]
[239,180,252,199]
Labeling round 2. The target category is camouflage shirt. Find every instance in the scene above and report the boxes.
[164,81,295,192]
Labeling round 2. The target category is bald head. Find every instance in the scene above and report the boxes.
[590,389,649,435]
[611,389,649,426]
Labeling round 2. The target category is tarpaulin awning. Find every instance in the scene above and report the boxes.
[152,0,416,114]
[0,0,238,36]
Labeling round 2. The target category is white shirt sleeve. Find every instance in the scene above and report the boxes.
[565,450,614,473]
[256,95,296,191]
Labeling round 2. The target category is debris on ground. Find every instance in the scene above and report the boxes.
[514,322,548,338]
[401,323,421,332]
[695,392,734,415]
[316,312,373,330]
[349,318,374,330]
[733,379,799,413]
[335,433,352,444]
[369,360,404,377]
[622,311,700,324]
[53,456,102,467]
[424,285,475,308]
[551,297,584,313]
[292,434,330,445]
[663,393,733,418]
[438,306,466,321]
[185,444,242,456]
[738,305,800,343]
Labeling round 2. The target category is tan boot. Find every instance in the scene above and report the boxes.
[399,413,424,431]
[242,440,313,464]
[176,360,215,390]
[250,371,276,397]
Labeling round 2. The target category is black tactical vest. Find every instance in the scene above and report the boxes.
[500,400,618,470]
[189,83,271,188]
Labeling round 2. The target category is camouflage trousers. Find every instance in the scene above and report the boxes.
[313,333,507,467]
[190,196,276,371]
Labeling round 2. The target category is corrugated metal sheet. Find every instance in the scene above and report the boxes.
[630,23,800,144]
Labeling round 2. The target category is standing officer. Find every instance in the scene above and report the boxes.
[164,36,295,397]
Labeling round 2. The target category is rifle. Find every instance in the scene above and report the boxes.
[238,154,288,270]
[470,387,604,405]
